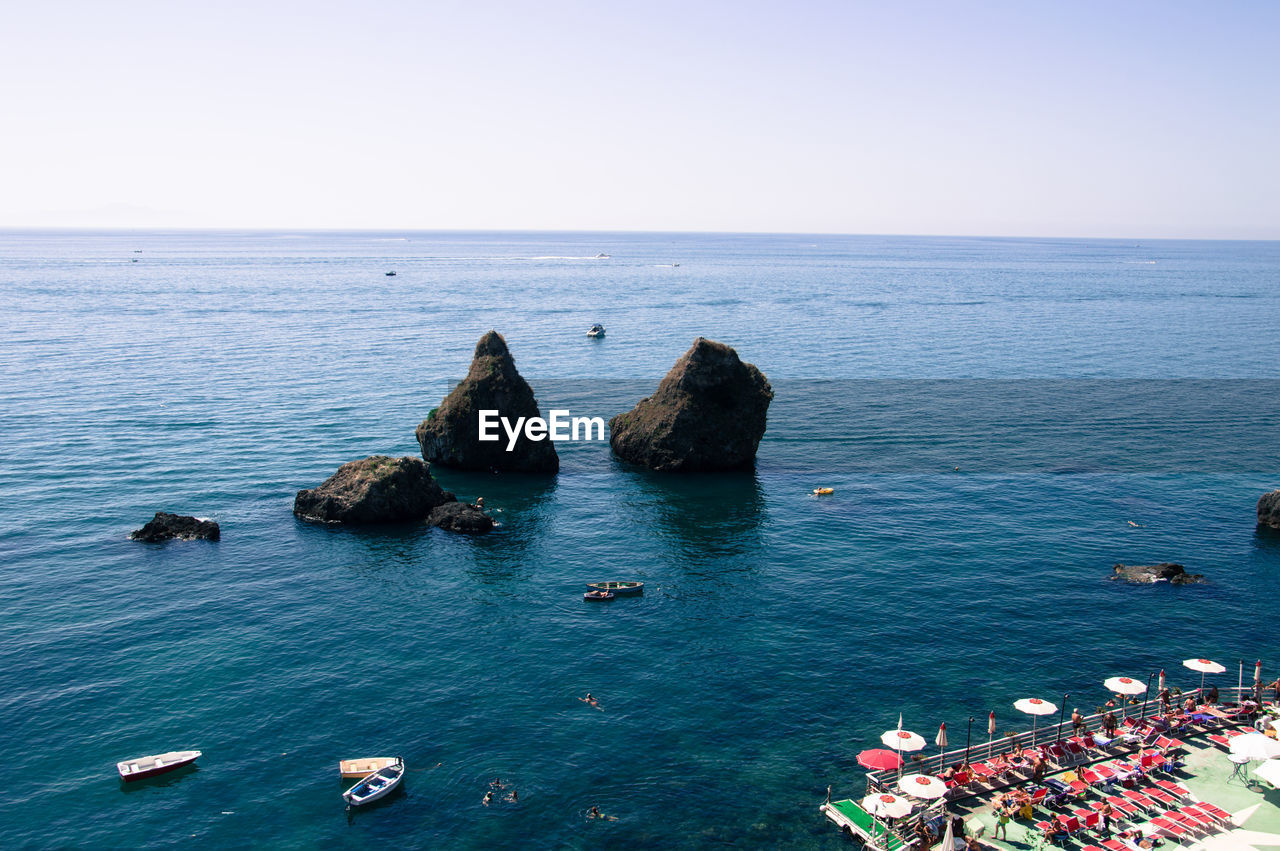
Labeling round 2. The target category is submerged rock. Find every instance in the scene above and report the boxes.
[427,501,496,535]
[609,337,773,471]
[1111,563,1205,585]
[415,331,559,473]
[130,512,220,542]
[293,456,453,524]
[1258,491,1280,529]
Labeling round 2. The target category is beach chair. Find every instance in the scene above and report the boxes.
[1172,807,1216,833]
[1119,790,1160,812]
[1029,787,1049,809]
[1102,796,1142,822]
[1075,809,1101,834]
[1181,803,1228,828]
[1153,780,1189,799]
[1192,801,1233,824]
[1144,787,1178,808]
[1064,815,1086,839]
[1149,816,1193,844]
[1154,735,1185,752]
[1205,733,1232,748]
[1099,840,1127,851]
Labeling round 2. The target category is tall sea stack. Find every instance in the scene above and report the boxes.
[415,331,559,473]
[609,337,772,471]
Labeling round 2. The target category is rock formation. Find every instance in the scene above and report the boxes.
[1258,491,1280,529]
[130,512,221,542]
[427,501,496,534]
[609,338,773,471]
[293,456,453,524]
[1110,563,1205,585]
[416,331,559,473]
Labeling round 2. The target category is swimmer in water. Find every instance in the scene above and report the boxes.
[483,790,493,806]
[579,693,600,708]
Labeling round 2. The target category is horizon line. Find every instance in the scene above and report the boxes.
[0,225,1277,244]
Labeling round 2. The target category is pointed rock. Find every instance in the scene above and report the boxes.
[416,331,559,472]
[293,455,454,524]
[1260,491,1280,529]
[609,338,773,471]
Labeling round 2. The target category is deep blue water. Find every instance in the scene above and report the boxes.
[1,230,1278,848]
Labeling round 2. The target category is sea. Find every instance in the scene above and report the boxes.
[1,230,1278,849]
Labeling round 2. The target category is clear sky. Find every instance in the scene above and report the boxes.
[4,0,1278,237]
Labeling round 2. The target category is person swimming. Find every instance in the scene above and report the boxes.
[482,790,493,806]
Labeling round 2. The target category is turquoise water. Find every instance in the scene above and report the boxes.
[1,231,1278,848]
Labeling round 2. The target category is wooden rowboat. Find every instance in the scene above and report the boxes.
[338,756,401,779]
[586,581,643,596]
[117,750,201,781]
[343,760,405,806]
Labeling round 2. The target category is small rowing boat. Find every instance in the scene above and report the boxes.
[586,581,643,596]
[338,756,401,779]
[117,750,201,781]
[343,760,405,806]
[584,590,615,601]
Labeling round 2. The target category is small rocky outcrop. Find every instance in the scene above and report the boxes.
[415,331,559,473]
[293,456,453,524]
[1111,563,1205,585]
[609,338,773,471]
[427,501,496,535]
[130,512,221,542]
[1258,491,1280,529]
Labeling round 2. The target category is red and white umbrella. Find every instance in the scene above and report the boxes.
[898,773,948,799]
[1104,676,1147,695]
[936,722,948,749]
[1256,660,1263,685]
[863,792,914,818]
[1014,697,1057,745]
[857,749,905,771]
[1158,670,1166,692]
[881,728,927,753]
[1183,657,1226,695]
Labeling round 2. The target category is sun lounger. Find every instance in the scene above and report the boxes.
[1119,790,1160,812]
[1172,808,1216,833]
[1192,801,1233,824]
[1153,780,1188,799]
[1149,816,1194,844]
[1181,803,1228,827]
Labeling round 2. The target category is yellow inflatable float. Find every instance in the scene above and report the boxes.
[813,487,834,495]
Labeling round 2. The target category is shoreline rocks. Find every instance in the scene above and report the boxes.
[130,512,221,542]
[416,331,559,473]
[293,456,453,524]
[1110,563,1205,585]
[609,338,773,472]
[1258,491,1280,529]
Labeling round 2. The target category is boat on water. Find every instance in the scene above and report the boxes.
[584,590,615,601]
[385,271,397,276]
[586,581,643,596]
[343,760,405,806]
[587,324,606,338]
[338,756,401,779]
[594,253,610,259]
[117,750,201,781]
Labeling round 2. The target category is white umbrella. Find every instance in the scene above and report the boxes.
[863,792,914,818]
[941,809,956,851]
[1229,733,1280,761]
[1255,759,1280,789]
[1104,676,1147,695]
[1183,658,1227,696]
[898,773,948,799]
[882,728,927,752]
[1014,697,1058,746]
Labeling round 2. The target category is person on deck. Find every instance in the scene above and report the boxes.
[1103,712,1119,736]
[1207,685,1219,705]
[1071,708,1085,734]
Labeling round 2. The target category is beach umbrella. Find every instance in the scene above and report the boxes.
[1014,698,1057,746]
[862,792,914,819]
[1158,670,1165,692]
[1105,676,1147,719]
[987,711,995,753]
[1255,759,1280,789]
[935,722,948,769]
[897,773,948,800]
[1183,658,1226,696]
[858,749,905,771]
[1256,661,1263,684]
[1229,733,1280,761]
[881,728,927,753]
